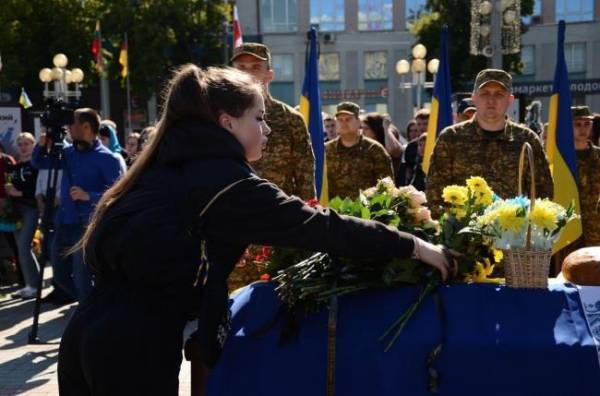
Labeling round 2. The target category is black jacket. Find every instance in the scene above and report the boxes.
[84,120,416,366]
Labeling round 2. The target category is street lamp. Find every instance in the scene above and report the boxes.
[395,44,439,110]
[38,53,84,101]
[470,0,521,68]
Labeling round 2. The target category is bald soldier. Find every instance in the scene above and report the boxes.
[572,106,600,246]
[232,43,316,200]
[426,69,553,215]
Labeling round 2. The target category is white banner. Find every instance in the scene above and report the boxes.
[0,107,21,156]
[578,285,600,368]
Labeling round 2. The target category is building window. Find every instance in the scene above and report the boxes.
[556,0,594,23]
[565,43,586,73]
[358,0,393,31]
[272,54,294,81]
[364,51,388,79]
[319,53,340,81]
[523,0,542,25]
[521,46,535,75]
[310,0,345,31]
[405,0,427,29]
[261,0,298,33]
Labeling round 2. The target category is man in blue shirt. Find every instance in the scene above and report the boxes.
[33,108,123,302]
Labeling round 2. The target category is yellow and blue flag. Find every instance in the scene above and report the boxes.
[423,25,453,174]
[546,20,582,252]
[19,88,32,109]
[299,27,328,204]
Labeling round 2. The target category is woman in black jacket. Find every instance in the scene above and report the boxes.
[57,65,449,396]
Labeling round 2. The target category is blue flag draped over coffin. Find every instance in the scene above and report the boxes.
[299,27,328,204]
[423,25,453,174]
[207,282,599,395]
[546,20,582,253]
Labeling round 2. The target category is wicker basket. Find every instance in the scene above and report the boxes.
[502,143,551,289]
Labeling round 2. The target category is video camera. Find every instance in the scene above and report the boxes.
[40,98,74,156]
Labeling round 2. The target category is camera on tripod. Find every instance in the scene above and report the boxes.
[40,98,74,156]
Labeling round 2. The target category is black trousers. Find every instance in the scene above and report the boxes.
[58,285,188,396]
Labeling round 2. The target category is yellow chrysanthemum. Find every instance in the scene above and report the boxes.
[466,176,489,192]
[493,249,504,263]
[529,201,559,231]
[464,259,503,284]
[451,207,467,220]
[442,185,469,206]
[474,190,494,206]
[496,204,526,232]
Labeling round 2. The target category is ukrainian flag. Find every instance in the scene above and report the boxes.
[19,88,32,109]
[299,27,328,204]
[423,25,453,174]
[546,20,582,253]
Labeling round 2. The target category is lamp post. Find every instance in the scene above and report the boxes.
[395,44,439,111]
[470,0,521,68]
[38,53,84,102]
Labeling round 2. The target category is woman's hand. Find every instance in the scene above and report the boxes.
[412,237,457,281]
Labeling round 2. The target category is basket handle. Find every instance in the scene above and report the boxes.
[518,142,536,249]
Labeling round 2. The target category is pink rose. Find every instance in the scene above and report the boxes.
[415,207,432,223]
[409,190,427,208]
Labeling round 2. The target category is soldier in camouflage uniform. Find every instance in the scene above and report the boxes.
[232,43,316,200]
[326,102,394,200]
[230,43,316,291]
[426,69,553,216]
[572,106,600,246]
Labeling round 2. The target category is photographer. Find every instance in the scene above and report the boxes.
[32,108,123,302]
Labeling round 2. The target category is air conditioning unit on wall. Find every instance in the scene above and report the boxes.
[323,33,336,44]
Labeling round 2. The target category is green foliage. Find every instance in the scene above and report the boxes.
[412,0,535,91]
[0,0,229,95]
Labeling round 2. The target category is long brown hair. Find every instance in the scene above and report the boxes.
[76,65,262,257]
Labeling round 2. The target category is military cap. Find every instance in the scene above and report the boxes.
[474,69,512,92]
[571,105,594,120]
[231,43,272,67]
[336,102,360,118]
[457,98,476,114]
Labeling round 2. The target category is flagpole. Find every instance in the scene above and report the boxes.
[98,22,111,118]
[125,32,132,136]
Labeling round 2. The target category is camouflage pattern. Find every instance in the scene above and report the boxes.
[230,97,316,292]
[250,96,316,201]
[426,118,553,216]
[231,43,272,67]
[325,135,394,200]
[474,69,512,91]
[576,144,600,246]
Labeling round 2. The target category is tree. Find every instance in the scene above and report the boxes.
[411,0,535,92]
[0,0,230,96]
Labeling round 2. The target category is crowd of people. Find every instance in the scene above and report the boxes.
[3,42,600,304]
[0,40,598,395]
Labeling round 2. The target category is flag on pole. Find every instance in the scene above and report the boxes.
[91,20,103,72]
[546,20,582,253]
[119,35,128,79]
[19,88,32,109]
[299,27,327,204]
[233,5,243,48]
[423,25,453,174]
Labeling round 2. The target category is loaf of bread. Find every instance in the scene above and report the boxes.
[562,247,600,286]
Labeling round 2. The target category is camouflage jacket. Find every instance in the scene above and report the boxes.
[576,144,600,246]
[426,118,553,216]
[249,96,316,200]
[325,135,394,200]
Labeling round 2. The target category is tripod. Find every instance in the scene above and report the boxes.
[28,146,63,344]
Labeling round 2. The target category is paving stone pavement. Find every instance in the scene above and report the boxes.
[0,269,192,396]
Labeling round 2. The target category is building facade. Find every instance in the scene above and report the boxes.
[237,0,600,127]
